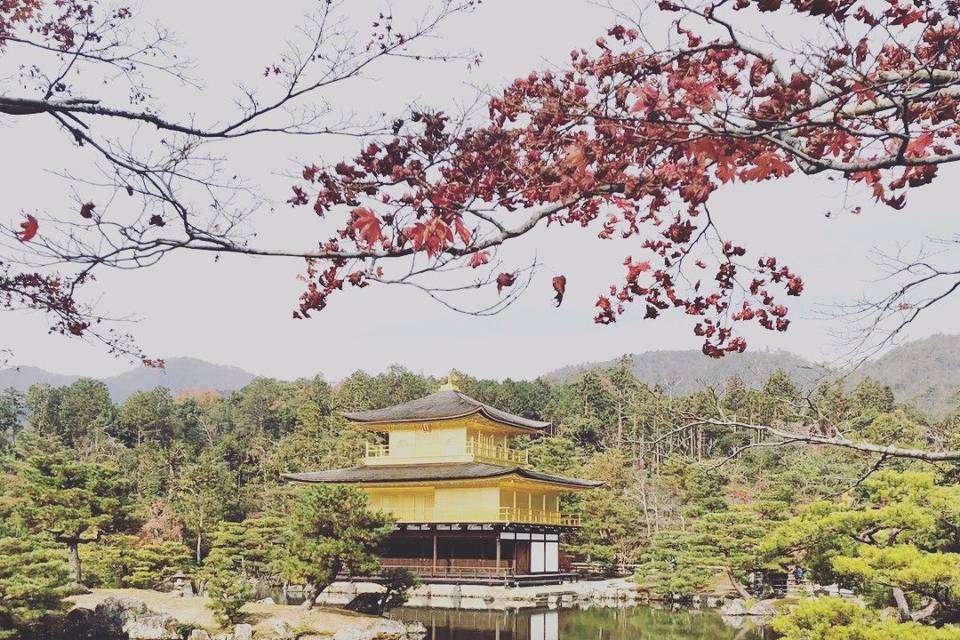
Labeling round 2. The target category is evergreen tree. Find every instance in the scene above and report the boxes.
[203,515,284,583]
[55,378,117,450]
[4,435,131,584]
[0,537,72,639]
[81,534,191,589]
[206,572,254,627]
[774,597,960,640]
[172,452,235,563]
[118,388,178,448]
[762,470,960,625]
[277,485,392,609]
[0,389,25,452]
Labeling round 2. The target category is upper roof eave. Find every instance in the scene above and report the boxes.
[342,390,551,432]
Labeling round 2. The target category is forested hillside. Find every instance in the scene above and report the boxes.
[3,361,959,637]
[9,333,960,414]
[544,349,826,392]
[546,334,960,418]
[855,334,960,418]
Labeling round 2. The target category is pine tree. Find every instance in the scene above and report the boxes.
[762,470,960,626]
[276,485,392,609]
[4,435,131,585]
[172,452,234,563]
[0,536,72,639]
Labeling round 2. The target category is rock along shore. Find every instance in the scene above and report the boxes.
[316,578,700,611]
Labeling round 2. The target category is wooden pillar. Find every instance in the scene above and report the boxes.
[496,535,501,570]
[432,533,437,575]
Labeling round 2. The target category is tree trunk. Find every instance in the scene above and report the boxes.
[912,599,939,622]
[67,542,82,585]
[726,567,751,599]
[196,531,202,564]
[303,584,317,610]
[892,587,912,622]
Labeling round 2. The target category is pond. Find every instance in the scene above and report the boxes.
[390,606,773,640]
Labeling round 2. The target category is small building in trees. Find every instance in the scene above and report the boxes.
[284,375,599,585]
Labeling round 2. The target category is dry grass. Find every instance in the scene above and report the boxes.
[69,588,374,636]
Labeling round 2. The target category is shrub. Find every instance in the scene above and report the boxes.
[206,572,254,627]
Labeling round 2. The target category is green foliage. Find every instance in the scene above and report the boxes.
[0,536,71,639]
[566,451,646,570]
[773,597,960,640]
[277,485,392,605]
[635,504,767,598]
[521,435,583,475]
[634,529,714,598]
[346,568,420,615]
[378,568,419,613]
[80,535,191,589]
[762,470,960,626]
[172,451,235,563]
[205,571,254,627]
[6,362,960,638]
[678,464,729,518]
[851,378,896,416]
[118,388,178,448]
[54,379,117,449]
[203,514,284,582]
[0,389,25,453]
[4,434,131,584]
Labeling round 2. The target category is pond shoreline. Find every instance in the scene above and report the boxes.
[316,578,733,611]
[390,603,773,640]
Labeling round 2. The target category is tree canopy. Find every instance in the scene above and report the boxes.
[0,364,959,635]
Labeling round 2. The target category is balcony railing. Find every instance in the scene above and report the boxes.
[498,506,581,527]
[363,440,529,467]
[384,506,580,527]
[365,442,390,459]
[380,557,516,578]
[466,439,529,466]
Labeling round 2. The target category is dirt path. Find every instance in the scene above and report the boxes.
[69,588,376,636]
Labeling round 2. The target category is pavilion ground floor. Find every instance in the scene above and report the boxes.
[359,522,577,585]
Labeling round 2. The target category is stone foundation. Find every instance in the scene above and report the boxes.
[315,578,653,610]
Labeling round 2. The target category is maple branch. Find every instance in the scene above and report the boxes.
[684,415,960,462]
[47,185,623,265]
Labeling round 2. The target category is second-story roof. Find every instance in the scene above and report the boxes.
[343,389,551,432]
[283,461,601,489]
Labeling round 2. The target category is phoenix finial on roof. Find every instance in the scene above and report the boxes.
[438,371,461,392]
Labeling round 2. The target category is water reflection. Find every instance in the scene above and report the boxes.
[392,606,772,640]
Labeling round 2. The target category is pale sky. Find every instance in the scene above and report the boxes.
[2,0,959,382]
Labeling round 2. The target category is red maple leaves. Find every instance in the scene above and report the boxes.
[282,0,959,356]
[17,214,38,242]
[468,251,490,268]
[552,275,567,306]
[350,207,383,248]
[496,272,516,293]
[407,219,454,257]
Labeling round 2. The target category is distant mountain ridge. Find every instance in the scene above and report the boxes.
[855,334,960,417]
[0,357,258,402]
[543,334,960,418]
[5,334,960,416]
[544,348,830,392]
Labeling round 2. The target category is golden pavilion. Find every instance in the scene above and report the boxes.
[284,375,600,584]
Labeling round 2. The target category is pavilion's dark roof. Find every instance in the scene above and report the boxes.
[282,462,600,489]
[342,390,551,431]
